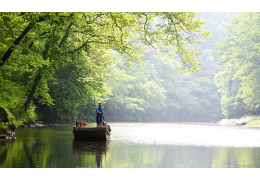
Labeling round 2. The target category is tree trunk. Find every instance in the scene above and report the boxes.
[23,22,72,112]
[23,42,50,112]
[59,22,73,48]
[0,17,45,68]
[0,24,32,68]
[0,107,9,123]
[23,72,42,111]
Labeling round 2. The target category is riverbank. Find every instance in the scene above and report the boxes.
[218,116,260,126]
[246,119,260,126]
[20,123,45,128]
[0,123,45,139]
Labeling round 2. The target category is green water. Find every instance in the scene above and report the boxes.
[1,122,260,168]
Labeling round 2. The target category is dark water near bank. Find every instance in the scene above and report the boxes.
[1,122,260,168]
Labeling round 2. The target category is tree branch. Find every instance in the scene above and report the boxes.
[0,16,46,68]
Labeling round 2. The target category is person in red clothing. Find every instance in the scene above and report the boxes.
[79,121,87,127]
[83,122,87,127]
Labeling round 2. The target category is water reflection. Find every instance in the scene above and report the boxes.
[0,140,14,165]
[2,123,260,168]
[73,141,110,168]
[96,150,102,168]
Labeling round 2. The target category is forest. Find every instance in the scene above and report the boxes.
[1,12,259,134]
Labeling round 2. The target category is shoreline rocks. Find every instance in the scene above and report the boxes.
[218,116,260,126]
[1,123,45,140]
[0,135,16,139]
[0,132,16,139]
[20,123,45,128]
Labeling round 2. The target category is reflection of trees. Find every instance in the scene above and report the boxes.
[1,126,112,168]
[211,147,231,168]
[0,140,14,165]
[19,128,53,168]
[23,141,35,168]
[6,124,260,168]
[211,147,260,168]
[236,148,255,168]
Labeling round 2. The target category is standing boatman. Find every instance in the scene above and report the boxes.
[96,103,104,126]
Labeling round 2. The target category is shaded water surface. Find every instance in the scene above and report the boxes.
[1,122,260,168]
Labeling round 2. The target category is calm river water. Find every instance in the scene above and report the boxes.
[1,122,260,168]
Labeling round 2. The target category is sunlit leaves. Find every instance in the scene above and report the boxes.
[214,12,260,117]
[0,12,209,123]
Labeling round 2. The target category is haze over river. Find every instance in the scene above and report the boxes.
[1,122,260,168]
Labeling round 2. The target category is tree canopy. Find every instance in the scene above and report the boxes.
[214,12,260,118]
[0,12,210,129]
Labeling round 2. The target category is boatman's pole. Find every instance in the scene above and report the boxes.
[103,104,105,121]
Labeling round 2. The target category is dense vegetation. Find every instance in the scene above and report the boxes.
[105,12,235,122]
[0,12,210,133]
[214,12,260,118]
[2,12,260,133]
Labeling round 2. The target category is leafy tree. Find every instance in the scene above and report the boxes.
[0,12,209,127]
[104,12,237,122]
[214,12,260,118]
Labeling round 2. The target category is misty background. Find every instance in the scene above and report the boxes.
[104,12,235,122]
[2,12,259,124]
[35,12,248,122]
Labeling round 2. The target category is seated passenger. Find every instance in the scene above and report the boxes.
[83,122,87,127]
[79,121,85,127]
[101,121,111,132]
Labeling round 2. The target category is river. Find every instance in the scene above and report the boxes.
[1,122,260,168]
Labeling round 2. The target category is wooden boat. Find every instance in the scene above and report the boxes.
[73,127,111,141]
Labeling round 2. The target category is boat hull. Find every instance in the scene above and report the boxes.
[73,127,110,141]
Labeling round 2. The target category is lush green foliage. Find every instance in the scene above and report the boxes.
[0,12,209,126]
[214,12,260,118]
[104,13,236,122]
[105,48,222,122]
